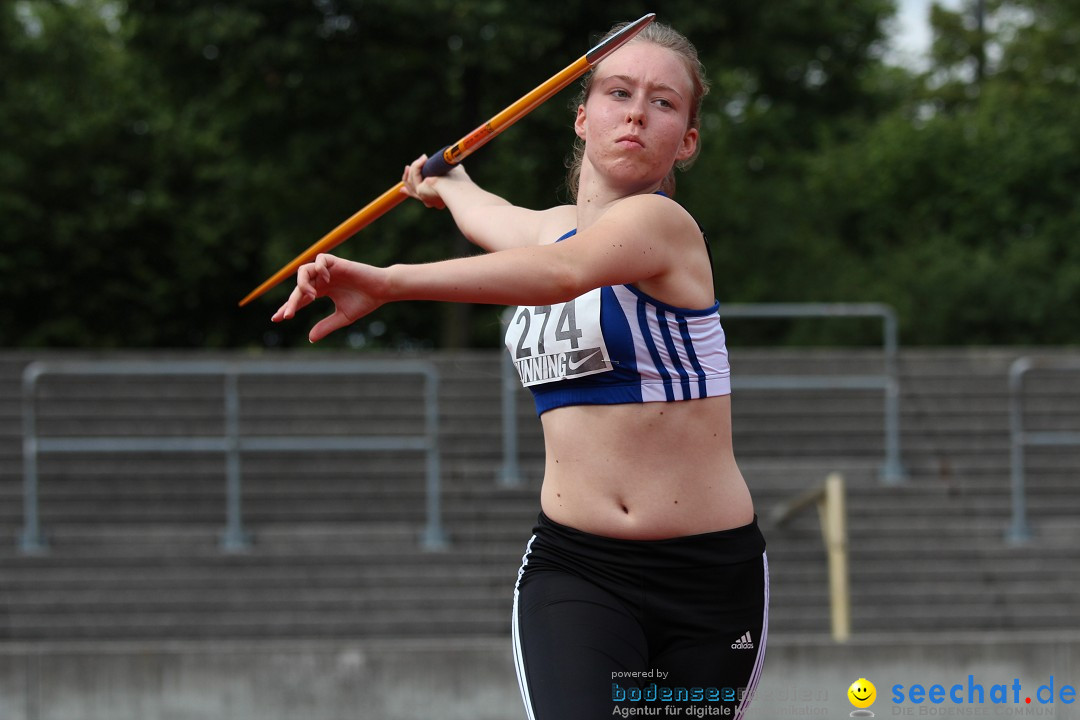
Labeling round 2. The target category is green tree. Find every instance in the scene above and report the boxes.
[19,2,1073,349]
[798,0,1080,345]
[0,0,169,346]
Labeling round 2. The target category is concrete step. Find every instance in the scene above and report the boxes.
[3,602,1075,641]
[0,610,511,640]
[3,574,1071,611]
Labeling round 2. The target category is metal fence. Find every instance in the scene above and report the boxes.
[499,302,904,485]
[723,303,904,484]
[19,358,446,554]
[1006,356,1080,545]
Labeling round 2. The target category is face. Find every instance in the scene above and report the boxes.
[847,678,877,709]
[574,41,698,193]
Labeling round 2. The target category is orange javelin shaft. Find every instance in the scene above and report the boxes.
[423,56,590,174]
[239,183,406,307]
[240,13,655,307]
[427,13,655,175]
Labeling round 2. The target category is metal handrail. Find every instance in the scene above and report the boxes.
[19,359,447,554]
[498,302,904,485]
[1006,356,1080,545]
[498,334,524,488]
[723,303,903,484]
[770,472,851,642]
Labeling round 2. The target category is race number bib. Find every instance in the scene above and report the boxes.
[504,289,612,387]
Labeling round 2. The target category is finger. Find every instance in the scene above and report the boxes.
[409,154,428,177]
[297,262,323,299]
[414,178,447,210]
[402,156,421,186]
[274,258,326,321]
[272,295,293,322]
[309,308,355,343]
[295,266,312,297]
[401,156,429,199]
[313,253,336,287]
[272,281,311,322]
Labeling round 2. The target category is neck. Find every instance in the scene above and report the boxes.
[574,161,663,231]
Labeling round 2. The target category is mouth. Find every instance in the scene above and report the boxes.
[615,135,645,149]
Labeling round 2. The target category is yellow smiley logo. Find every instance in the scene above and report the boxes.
[848,678,876,709]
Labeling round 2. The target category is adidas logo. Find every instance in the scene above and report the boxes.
[730,631,755,650]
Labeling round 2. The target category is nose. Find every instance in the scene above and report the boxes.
[625,99,646,126]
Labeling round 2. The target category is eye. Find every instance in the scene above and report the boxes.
[654,97,675,109]
[611,88,630,99]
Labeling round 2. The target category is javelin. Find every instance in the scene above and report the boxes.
[239,13,656,307]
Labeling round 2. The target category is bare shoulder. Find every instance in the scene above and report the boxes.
[597,193,702,245]
[598,194,712,308]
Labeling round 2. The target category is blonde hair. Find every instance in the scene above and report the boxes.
[566,21,710,201]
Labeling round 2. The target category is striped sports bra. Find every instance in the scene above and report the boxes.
[503,228,731,415]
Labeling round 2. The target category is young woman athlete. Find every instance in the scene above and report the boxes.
[272,21,768,720]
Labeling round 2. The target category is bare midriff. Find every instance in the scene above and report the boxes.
[538,394,754,540]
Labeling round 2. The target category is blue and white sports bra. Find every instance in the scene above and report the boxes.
[503,228,731,415]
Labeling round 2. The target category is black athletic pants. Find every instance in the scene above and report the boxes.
[512,512,769,719]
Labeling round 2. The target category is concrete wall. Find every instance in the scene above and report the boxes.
[1,633,1078,720]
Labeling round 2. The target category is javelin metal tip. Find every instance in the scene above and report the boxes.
[585,12,657,65]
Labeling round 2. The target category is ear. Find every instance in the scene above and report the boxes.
[675,127,699,163]
[574,104,587,142]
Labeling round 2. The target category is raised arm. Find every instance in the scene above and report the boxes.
[273,193,708,342]
[401,156,574,252]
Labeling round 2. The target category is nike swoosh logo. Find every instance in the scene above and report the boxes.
[566,350,601,372]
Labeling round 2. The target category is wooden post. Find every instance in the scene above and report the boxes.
[818,472,851,642]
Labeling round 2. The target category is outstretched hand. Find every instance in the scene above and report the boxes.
[271,253,388,342]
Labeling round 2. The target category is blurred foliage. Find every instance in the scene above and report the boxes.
[0,0,1077,349]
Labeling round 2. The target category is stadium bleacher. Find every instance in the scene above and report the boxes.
[0,348,1078,718]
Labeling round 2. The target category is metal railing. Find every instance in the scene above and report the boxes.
[1006,356,1080,545]
[19,359,447,554]
[770,472,851,642]
[498,302,904,485]
[723,303,903,484]
[498,326,524,487]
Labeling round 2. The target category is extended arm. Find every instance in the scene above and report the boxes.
[273,193,704,342]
